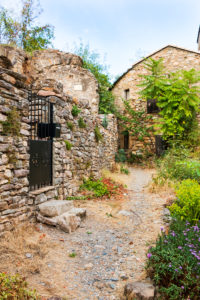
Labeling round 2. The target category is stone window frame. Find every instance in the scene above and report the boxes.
[124,89,130,100]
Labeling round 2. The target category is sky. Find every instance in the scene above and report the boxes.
[1,0,200,81]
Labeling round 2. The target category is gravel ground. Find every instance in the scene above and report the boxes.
[34,167,169,299]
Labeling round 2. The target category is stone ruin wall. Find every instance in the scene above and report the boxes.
[112,46,200,154]
[0,46,118,233]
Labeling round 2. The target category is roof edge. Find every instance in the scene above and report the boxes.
[112,44,200,89]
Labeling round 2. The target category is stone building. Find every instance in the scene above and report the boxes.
[111,45,200,154]
[0,45,118,233]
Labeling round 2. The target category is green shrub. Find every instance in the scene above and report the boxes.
[80,178,109,197]
[154,145,192,182]
[115,149,127,163]
[102,115,108,129]
[0,272,39,299]
[78,117,86,128]
[94,126,103,142]
[172,160,200,182]
[64,140,72,150]
[169,179,200,223]
[71,105,81,117]
[66,121,74,131]
[146,219,200,300]
[120,165,129,175]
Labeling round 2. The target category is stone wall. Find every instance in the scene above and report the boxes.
[0,45,118,232]
[112,45,200,154]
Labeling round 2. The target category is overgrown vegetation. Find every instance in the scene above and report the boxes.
[1,108,21,136]
[80,178,109,198]
[115,149,127,163]
[117,100,154,152]
[79,177,127,199]
[120,165,129,175]
[0,0,54,52]
[0,272,39,299]
[94,126,103,142]
[169,179,200,224]
[146,219,200,300]
[64,140,72,150]
[66,121,74,131]
[139,58,200,143]
[102,115,108,128]
[71,105,81,117]
[78,117,86,128]
[74,42,115,114]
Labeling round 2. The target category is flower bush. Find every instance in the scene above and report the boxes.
[169,179,200,224]
[146,219,200,300]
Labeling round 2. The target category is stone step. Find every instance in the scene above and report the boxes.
[38,200,74,218]
[37,207,86,233]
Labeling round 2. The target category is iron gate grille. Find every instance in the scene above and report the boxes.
[29,92,53,190]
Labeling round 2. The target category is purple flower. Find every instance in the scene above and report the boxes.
[181,286,184,289]
[179,266,182,269]
[161,227,164,232]
[171,231,176,237]
[169,264,172,267]
[147,253,152,258]
[178,246,182,250]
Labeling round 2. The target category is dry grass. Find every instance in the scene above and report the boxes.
[101,163,131,186]
[0,223,54,276]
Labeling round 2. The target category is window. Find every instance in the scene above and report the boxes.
[124,89,130,100]
[147,99,159,114]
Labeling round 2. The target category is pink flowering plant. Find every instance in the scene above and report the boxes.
[146,219,200,299]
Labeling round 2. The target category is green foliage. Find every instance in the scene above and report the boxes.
[139,57,165,100]
[66,196,88,201]
[115,149,127,163]
[146,219,200,300]
[169,179,200,223]
[94,126,103,142]
[157,70,200,140]
[1,108,20,136]
[139,58,200,141]
[117,100,154,148]
[71,105,81,117]
[102,115,108,129]
[120,165,129,175]
[80,178,109,198]
[66,121,74,131]
[154,145,200,184]
[69,252,77,258]
[0,0,54,52]
[64,140,72,150]
[0,272,40,299]
[78,117,86,128]
[74,42,115,114]
[172,160,200,183]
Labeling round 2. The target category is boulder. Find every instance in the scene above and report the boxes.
[124,281,155,300]
[38,200,74,217]
[56,208,86,233]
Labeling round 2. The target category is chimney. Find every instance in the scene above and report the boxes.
[197,26,200,51]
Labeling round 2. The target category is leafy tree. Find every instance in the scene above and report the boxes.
[0,0,54,52]
[74,42,115,114]
[139,58,200,142]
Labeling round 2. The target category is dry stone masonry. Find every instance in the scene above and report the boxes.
[112,45,200,154]
[0,45,118,233]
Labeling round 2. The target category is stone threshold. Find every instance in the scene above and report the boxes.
[29,186,55,196]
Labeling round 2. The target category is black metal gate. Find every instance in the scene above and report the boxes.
[29,92,53,190]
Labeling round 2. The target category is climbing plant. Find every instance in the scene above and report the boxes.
[117,100,154,148]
